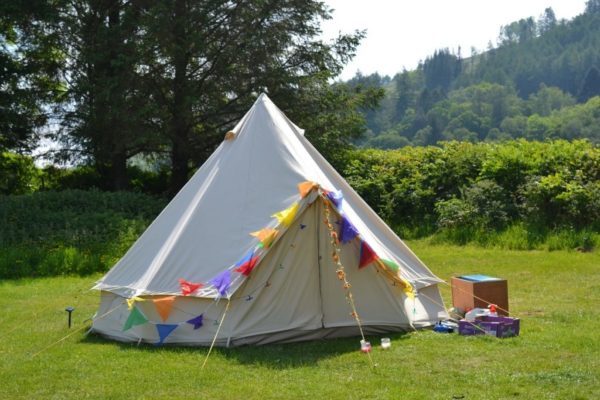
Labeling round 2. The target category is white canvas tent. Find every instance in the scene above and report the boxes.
[92,94,447,346]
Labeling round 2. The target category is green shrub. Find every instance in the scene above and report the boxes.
[0,152,41,195]
[0,190,166,278]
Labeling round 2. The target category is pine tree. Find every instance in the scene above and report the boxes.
[578,66,600,102]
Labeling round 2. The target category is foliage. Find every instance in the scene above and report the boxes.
[0,152,41,194]
[40,163,170,195]
[44,0,371,193]
[0,189,166,278]
[1,245,599,399]
[340,140,600,248]
[0,1,62,152]
[55,0,158,190]
[4,1,371,193]
[356,7,600,148]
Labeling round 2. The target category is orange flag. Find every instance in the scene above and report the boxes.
[250,228,278,248]
[298,181,319,198]
[152,296,176,322]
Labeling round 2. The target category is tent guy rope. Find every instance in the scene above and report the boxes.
[201,298,231,370]
[30,300,124,359]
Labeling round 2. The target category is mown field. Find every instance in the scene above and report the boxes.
[1,243,598,400]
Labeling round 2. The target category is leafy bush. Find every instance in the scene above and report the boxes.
[0,152,41,195]
[341,139,600,249]
[0,190,166,278]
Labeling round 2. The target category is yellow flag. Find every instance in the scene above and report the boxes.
[126,296,146,310]
[403,285,416,300]
[272,202,299,227]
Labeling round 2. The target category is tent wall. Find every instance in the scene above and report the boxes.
[92,200,443,346]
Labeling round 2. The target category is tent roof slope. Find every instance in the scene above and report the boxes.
[94,94,442,298]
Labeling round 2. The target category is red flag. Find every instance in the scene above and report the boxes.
[359,240,378,269]
[179,278,203,296]
[234,254,260,276]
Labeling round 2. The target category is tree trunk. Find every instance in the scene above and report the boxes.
[170,140,188,195]
[110,151,128,191]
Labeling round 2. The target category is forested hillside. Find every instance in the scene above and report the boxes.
[355,1,600,148]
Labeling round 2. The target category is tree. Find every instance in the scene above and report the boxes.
[136,0,366,193]
[0,1,62,153]
[537,7,557,35]
[56,0,159,190]
[498,17,536,45]
[585,0,600,14]
[422,48,461,92]
[527,85,575,116]
[578,66,600,102]
[394,69,413,121]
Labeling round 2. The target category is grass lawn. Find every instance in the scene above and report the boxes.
[1,243,599,399]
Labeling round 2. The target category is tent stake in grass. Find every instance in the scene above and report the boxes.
[65,306,75,328]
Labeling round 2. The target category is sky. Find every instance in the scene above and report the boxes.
[322,0,588,80]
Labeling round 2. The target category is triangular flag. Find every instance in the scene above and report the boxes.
[234,250,260,276]
[210,269,232,297]
[380,259,400,273]
[339,215,359,243]
[250,228,278,248]
[298,181,319,198]
[326,190,343,209]
[272,202,299,227]
[155,324,178,345]
[375,259,415,299]
[186,314,204,330]
[122,306,148,331]
[126,296,145,310]
[179,278,203,296]
[359,240,378,269]
[152,296,176,322]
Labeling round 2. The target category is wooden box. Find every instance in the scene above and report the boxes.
[451,275,509,316]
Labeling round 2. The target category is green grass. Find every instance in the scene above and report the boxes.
[1,244,599,399]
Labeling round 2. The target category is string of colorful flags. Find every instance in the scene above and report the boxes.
[319,183,415,298]
[120,180,414,345]
[322,197,374,368]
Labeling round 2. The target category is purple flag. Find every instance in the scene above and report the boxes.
[326,190,343,209]
[186,314,204,330]
[156,324,178,345]
[339,215,359,243]
[210,269,232,297]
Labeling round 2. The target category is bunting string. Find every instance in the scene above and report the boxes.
[322,196,375,368]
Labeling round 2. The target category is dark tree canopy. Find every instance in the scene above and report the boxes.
[19,0,377,192]
[0,1,62,152]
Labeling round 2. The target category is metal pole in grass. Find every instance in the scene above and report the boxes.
[65,306,75,328]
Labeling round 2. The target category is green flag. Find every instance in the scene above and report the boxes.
[381,259,400,273]
[123,306,148,331]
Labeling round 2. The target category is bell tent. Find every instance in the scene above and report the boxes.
[92,94,447,346]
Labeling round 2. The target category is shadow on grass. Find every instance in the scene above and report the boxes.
[80,331,413,369]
